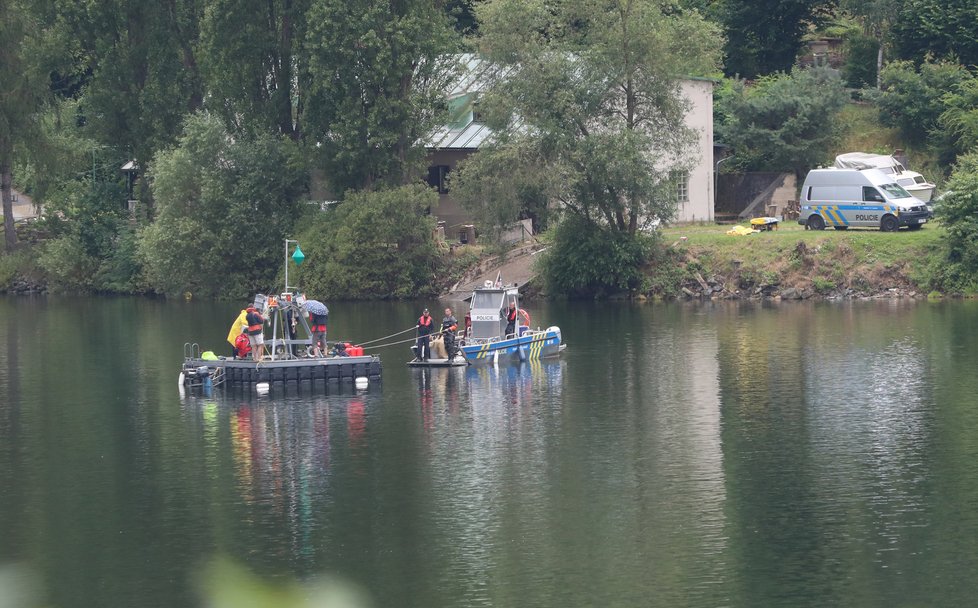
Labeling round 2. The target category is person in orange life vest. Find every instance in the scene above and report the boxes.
[245,306,266,361]
[309,311,328,357]
[233,329,252,359]
[416,308,434,361]
[503,301,518,337]
[442,307,458,359]
[464,311,471,339]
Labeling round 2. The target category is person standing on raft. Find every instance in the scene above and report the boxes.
[245,305,266,362]
[416,308,434,361]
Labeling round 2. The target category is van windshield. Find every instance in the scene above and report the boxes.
[879,183,913,199]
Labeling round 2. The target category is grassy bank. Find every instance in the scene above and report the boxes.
[654,221,947,299]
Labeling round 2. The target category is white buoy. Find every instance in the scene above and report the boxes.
[178,371,185,386]
[256,382,270,394]
[354,377,369,389]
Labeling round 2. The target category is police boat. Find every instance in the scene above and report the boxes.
[459,282,564,365]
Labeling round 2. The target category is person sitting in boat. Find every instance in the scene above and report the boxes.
[233,328,251,359]
[245,305,266,361]
[442,308,458,359]
[416,308,434,361]
[331,341,349,357]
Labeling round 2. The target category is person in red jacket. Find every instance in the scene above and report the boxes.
[416,308,434,361]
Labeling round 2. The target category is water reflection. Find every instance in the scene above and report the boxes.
[10,297,978,607]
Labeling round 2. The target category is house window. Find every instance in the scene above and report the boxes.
[458,230,468,244]
[427,165,450,194]
[673,170,690,203]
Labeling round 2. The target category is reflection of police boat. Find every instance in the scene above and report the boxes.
[460,282,564,364]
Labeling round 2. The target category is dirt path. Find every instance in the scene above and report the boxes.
[445,241,548,299]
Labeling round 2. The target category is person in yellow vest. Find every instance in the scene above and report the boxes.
[226,303,250,357]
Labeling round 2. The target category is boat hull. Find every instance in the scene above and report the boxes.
[461,328,562,364]
[905,184,935,202]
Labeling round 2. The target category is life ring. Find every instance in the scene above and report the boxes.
[518,309,531,326]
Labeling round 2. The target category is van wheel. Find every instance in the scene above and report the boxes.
[833,226,848,231]
[806,215,826,231]
[880,215,899,232]
[907,223,923,231]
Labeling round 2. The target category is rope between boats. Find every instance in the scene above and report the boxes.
[364,329,454,350]
[356,325,418,346]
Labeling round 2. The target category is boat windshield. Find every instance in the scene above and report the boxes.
[879,183,913,199]
[472,291,503,309]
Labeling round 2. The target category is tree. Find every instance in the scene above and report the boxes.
[720,0,835,79]
[465,0,722,236]
[0,0,45,252]
[39,1,205,165]
[452,141,557,238]
[939,78,978,158]
[138,113,308,297]
[293,184,442,299]
[840,0,901,88]
[715,68,848,175]
[198,0,311,139]
[875,60,972,152]
[304,0,459,192]
[892,0,978,67]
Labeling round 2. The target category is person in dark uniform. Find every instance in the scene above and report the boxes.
[416,308,434,361]
[441,307,458,359]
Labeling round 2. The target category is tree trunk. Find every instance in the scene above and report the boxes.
[876,43,883,89]
[1,157,18,252]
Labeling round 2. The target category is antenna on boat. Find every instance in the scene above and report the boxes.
[284,238,304,292]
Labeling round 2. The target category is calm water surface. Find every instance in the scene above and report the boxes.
[3,296,978,607]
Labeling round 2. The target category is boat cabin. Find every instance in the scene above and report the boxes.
[468,284,519,341]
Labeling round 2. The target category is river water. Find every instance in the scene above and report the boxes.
[3,295,978,607]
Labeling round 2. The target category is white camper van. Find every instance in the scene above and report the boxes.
[798,168,930,231]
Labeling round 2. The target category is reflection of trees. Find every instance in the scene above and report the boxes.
[716,300,957,605]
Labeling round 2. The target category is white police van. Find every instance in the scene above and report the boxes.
[798,168,930,231]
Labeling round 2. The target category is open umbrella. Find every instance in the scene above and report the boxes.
[304,299,328,316]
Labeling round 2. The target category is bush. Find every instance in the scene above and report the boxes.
[933,152,978,292]
[539,215,654,298]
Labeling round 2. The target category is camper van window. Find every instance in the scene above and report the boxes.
[863,187,885,202]
[879,183,912,199]
[806,186,812,201]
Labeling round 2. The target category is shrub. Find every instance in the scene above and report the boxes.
[539,214,654,298]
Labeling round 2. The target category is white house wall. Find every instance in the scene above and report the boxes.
[677,79,714,223]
